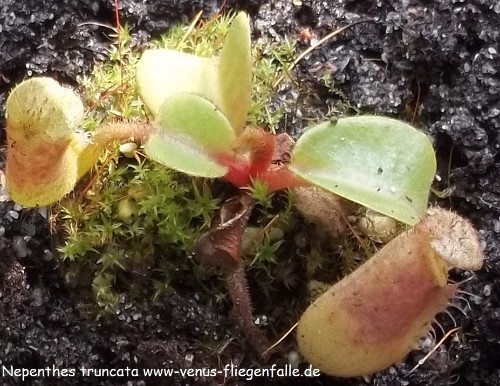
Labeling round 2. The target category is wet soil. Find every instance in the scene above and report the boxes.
[1,0,499,385]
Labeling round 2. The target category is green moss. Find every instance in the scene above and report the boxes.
[59,15,298,308]
[59,14,360,320]
[79,26,146,127]
[58,156,220,307]
[249,37,296,130]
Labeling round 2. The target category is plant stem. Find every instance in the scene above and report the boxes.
[93,122,156,146]
[225,261,271,359]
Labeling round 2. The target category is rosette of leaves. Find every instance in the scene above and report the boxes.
[136,12,252,178]
[5,12,436,226]
[136,12,435,225]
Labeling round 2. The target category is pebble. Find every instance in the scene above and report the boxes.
[184,353,194,367]
[31,288,44,307]
[288,351,301,369]
[0,171,10,202]
[43,249,54,261]
[493,219,500,234]
[483,284,492,297]
[38,207,48,219]
[13,237,29,258]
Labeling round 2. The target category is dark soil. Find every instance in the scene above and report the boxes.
[1,0,499,385]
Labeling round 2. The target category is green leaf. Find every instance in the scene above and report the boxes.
[136,50,215,117]
[217,12,251,134]
[144,93,236,177]
[136,12,251,133]
[158,93,235,153]
[290,116,436,225]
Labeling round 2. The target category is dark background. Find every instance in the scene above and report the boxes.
[0,0,499,385]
